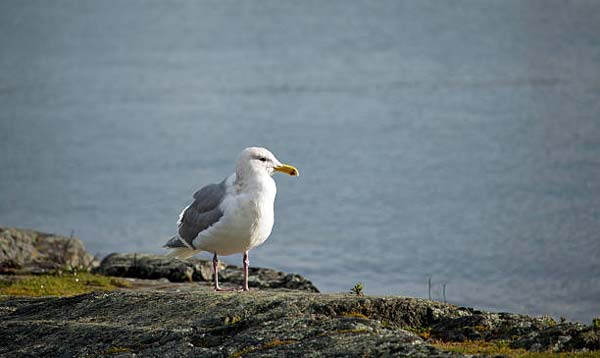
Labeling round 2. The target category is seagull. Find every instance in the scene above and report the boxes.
[164,147,299,291]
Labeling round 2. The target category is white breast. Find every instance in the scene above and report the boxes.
[193,175,277,256]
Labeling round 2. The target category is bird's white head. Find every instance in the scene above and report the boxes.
[236,147,299,180]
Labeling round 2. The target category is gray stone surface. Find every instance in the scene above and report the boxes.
[1,227,598,356]
[510,321,600,352]
[4,287,596,357]
[94,253,319,292]
[0,227,98,274]
[430,309,600,353]
[0,289,465,357]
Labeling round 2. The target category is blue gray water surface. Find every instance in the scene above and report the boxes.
[1,1,599,322]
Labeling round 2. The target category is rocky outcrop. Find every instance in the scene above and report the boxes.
[1,285,598,357]
[94,253,319,292]
[511,321,600,352]
[0,227,98,274]
[0,289,464,357]
[1,227,598,356]
[429,309,600,352]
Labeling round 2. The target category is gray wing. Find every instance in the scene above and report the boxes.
[164,179,227,249]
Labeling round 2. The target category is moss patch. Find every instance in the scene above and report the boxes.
[229,339,298,358]
[433,340,600,357]
[333,328,370,334]
[0,273,131,297]
[224,315,242,325]
[105,347,132,354]
[342,311,369,320]
[403,326,431,339]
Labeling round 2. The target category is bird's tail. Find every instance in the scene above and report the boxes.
[163,235,200,259]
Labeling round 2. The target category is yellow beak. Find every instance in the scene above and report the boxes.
[274,163,299,176]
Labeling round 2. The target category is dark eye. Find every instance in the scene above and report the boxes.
[259,157,267,162]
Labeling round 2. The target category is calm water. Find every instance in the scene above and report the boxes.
[1,1,599,322]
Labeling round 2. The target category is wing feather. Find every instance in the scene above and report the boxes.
[165,179,227,249]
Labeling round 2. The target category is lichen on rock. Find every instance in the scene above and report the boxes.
[0,290,463,357]
[1,227,599,357]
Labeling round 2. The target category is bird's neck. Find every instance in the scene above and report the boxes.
[235,172,276,197]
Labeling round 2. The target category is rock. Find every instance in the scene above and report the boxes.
[0,227,98,274]
[511,322,600,352]
[94,253,205,283]
[0,289,464,357]
[94,253,319,292]
[430,310,552,342]
[2,228,598,356]
[0,282,598,356]
[430,308,600,353]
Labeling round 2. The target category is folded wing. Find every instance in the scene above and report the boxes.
[164,179,227,249]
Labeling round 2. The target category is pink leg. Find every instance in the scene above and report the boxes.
[213,253,233,292]
[242,251,250,291]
